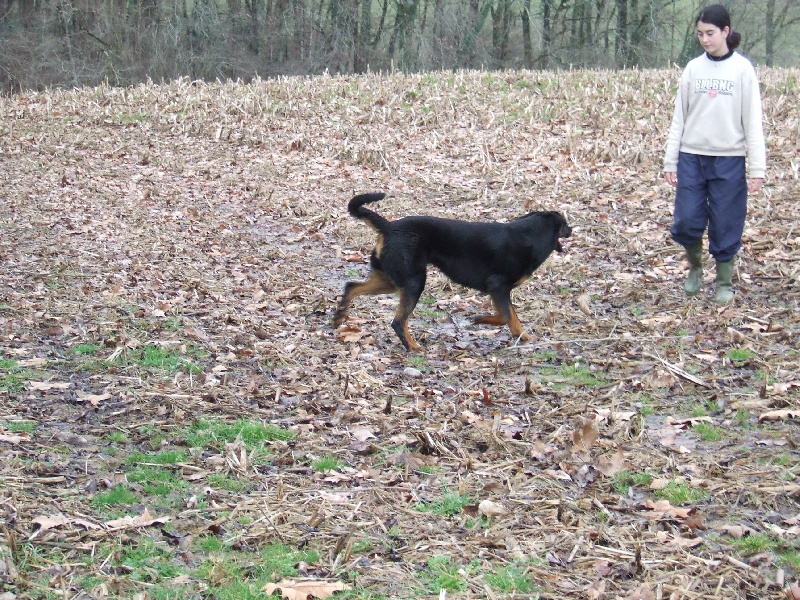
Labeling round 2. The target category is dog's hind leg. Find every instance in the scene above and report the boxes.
[334,271,397,327]
[390,277,425,351]
[474,291,529,341]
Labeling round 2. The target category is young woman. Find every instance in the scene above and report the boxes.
[664,4,766,303]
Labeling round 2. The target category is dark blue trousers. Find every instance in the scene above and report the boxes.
[670,152,748,263]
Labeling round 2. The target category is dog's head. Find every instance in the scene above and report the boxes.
[545,211,572,252]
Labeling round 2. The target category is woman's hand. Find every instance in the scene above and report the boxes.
[748,178,764,193]
[664,171,678,188]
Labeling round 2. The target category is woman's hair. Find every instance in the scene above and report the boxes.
[696,4,741,50]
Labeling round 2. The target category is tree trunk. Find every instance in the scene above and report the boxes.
[614,0,628,68]
[522,0,532,69]
[541,0,552,69]
[491,0,512,66]
[765,0,775,67]
[353,0,371,72]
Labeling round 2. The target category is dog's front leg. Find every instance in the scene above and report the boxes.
[474,291,530,341]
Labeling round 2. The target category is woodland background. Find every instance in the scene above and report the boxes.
[1,0,800,93]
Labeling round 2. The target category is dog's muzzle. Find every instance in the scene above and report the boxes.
[556,224,572,252]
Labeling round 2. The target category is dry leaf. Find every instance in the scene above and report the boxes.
[576,293,592,315]
[350,427,376,442]
[104,509,170,530]
[759,410,800,422]
[627,584,656,600]
[785,581,800,600]
[594,447,626,476]
[571,419,599,455]
[262,579,349,599]
[27,381,71,391]
[478,499,508,518]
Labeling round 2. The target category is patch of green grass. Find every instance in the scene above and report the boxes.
[127,449,187,466]
[420,556,470,594]
[538,363,607,388]
[692,421,725,442]
[105,430,130,443]
[531,349,557,362]
[196,534,225,553]
[91,485,139,508]
[193,577,268,600]
[733,408,751,426]
[464,516,490,529]
[312,454,344,472]
[260,542,320,578]
[731,533,778,556]
[352,539,373,554]
[137,423,167,448]
[416,464,440,475]
[637,395,656,417]
[113,344,205,375]
[485,563,539,594]
[71,343,100,355]
[183,417,294,452]
[415,305,446,318]
[689,403,709,417]
[1,420,37,434]
[336,589,390,600]
[163,317,183,331]
[653,480,709,505]
[126,465,186,496]
[612,470,653,495]
[0,358,38,392]
[414,492,472,517]
[777,548,800,569]
[727,347,754,364]
[772,454,795,467]
[118,537,183,583]
[559,364,607,387]
[206,473,249,492]
[117,112,148,124]
[406,354,426,368]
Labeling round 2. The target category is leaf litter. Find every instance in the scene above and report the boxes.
[0,68,799,598]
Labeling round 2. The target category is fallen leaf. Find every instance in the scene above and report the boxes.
[759,410,800,422]
[262,579,350,599]
[478,499,508,518]
[350,427,376,442]
[576,294,592,315]
[785,581,800,600]
[571,418,599,456]
[104,509,170,530]
[626,583,656,599]
[594,447,626,476]
[28,381,71,391]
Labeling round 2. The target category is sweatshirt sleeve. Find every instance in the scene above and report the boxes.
[742,65,767,179]
[663,68,690,172]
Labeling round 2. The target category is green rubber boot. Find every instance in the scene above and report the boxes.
[715,259,735,303]
[684,241,704,296]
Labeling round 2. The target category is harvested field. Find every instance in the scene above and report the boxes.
[0,68,799,599]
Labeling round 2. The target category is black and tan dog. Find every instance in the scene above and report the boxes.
[334,192,571,351]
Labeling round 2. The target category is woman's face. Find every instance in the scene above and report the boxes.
[697,21,730,57]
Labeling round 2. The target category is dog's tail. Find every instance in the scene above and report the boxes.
[347,192,390,233]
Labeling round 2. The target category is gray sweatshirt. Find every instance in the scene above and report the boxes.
[664,51,766,179]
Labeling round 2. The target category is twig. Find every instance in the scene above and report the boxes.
[642,352,714,389]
